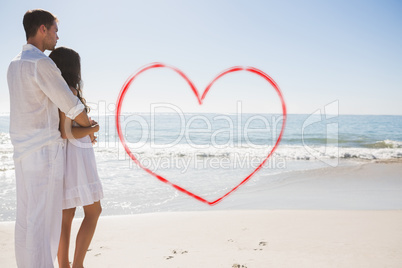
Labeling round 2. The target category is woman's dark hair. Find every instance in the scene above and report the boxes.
[49,47,90,113]
[23,9,58,40]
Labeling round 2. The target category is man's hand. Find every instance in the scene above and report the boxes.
[89,133,97,145]
[89,117,98,126]
[74,110,92,128]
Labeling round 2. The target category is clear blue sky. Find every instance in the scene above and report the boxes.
[1,0,401,115]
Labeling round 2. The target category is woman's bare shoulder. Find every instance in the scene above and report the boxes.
[69,86,78,96]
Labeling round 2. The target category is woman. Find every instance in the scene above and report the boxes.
[49,47,104,268]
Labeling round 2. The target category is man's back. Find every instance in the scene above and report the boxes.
[8,44,81,160]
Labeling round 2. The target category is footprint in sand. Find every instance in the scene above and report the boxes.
[172,249,188,255]
[232,264,247,268]
[254,241,267,251]
[92,246,108,256]
[166,249,188,260]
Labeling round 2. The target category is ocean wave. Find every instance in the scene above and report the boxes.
[1,133,402,164]
[0,133,11,145]
[365,140,402,149]
[94,143,402,161]
[276,146,402,160]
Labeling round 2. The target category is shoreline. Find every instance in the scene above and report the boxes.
[117,160,402,212]
[218,160,402,209]
[1,160,401,222]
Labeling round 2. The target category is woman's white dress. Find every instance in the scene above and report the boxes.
[63,123,104,209]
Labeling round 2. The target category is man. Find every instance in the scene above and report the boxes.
[7,9,94,267]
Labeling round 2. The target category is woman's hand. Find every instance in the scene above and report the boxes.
[89,122,99,145]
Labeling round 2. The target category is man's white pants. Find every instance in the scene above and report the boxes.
[14,142,64,268]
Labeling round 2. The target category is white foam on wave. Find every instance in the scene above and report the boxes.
[94,142,402,161]
[0,133,11,146]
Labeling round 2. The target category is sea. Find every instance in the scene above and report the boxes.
[1,113,402,221]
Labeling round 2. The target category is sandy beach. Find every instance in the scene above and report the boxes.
[1,210,402,267]
[1,161,402,267]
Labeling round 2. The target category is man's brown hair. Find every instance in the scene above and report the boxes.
[23,9,58,40]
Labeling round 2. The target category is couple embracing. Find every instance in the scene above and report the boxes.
[8,9,104,268]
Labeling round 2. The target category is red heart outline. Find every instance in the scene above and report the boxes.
[116,62,287,205]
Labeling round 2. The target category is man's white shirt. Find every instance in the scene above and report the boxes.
[7,44,85,160]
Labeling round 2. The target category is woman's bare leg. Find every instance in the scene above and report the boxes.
[58,208,76,268]
[72,201,102,268]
